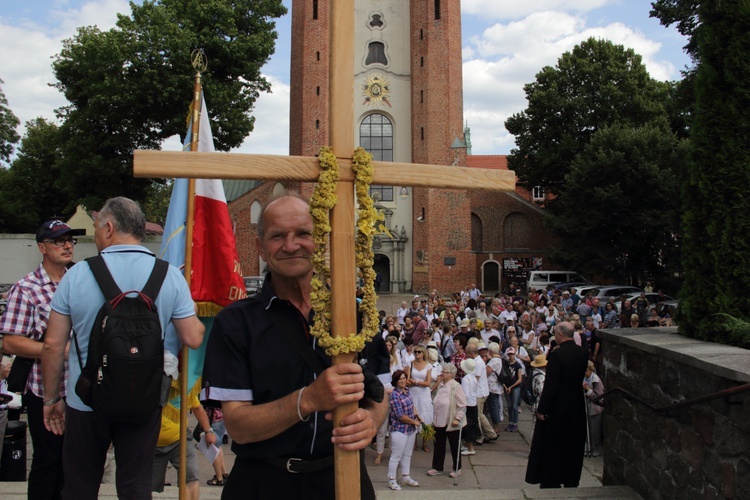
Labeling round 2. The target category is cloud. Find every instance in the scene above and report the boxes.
[462,11,677,154]
[461,0,612,20]
[0,0,127,134]
[232,75,290,156]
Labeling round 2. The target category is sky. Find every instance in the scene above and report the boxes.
[0,0,691,158]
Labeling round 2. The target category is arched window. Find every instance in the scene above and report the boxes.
[360,113,394,201]
[366,42,388,66]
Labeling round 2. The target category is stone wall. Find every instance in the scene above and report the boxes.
[601,328,750,499]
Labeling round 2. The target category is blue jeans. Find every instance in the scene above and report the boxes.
[486,393,503,424]
[505,386,521,424]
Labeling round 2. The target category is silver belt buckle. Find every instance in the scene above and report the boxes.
[286,458,302,473]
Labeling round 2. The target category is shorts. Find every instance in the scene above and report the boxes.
[152,436,199,492]
[211,418,227,443]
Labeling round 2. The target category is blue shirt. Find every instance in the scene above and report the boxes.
[51,245,196,411]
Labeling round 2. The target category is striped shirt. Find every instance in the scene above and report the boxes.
[389,388,418,435]
[0,264,68,398]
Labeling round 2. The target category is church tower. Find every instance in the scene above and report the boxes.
[289,0,471,293]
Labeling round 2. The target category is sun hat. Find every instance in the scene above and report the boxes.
[460,358,476,375]
[530,354,548,368]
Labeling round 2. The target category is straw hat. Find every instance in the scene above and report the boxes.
[530,354,548,368]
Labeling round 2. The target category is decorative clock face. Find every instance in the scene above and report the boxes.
[362,74,392,108]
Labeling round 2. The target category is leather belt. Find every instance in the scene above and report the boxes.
[261,456,334,474]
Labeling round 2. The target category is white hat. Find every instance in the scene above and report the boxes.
[460,358,476,375]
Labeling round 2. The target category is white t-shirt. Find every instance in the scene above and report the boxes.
[474,356,490,398]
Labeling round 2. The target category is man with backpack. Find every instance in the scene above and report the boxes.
[41,197,205,499]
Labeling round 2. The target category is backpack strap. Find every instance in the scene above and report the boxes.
[86,255,169,302]
[86,256,122,300]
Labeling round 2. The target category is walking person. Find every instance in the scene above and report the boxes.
[502,347,524,432]
[387,370,421,490]
[427,363,465,478]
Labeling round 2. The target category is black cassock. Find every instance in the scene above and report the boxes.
[525,339,590,487]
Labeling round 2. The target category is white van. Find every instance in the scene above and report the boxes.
[526,270,587,291]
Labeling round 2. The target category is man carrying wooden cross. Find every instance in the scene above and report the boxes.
[201,191,387,499]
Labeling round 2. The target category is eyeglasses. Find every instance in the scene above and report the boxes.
[43,237,77,247]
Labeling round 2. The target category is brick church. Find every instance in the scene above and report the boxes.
[228,0,557,295]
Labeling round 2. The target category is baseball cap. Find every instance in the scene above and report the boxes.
[36,220,85,243]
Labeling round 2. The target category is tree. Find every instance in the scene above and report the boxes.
[51,0,287,211]
[0,118,68,232]
[545,122,685,284]
[676,1,750,347]
[505,38,671,197]
[0,78,20,166]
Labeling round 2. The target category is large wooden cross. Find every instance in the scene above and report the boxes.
[134,2,514,498]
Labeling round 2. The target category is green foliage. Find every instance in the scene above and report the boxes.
[711,314,750,349]
[141,180,173,227]
[650,0,700,62]
[51,0,286,211]
[678,1,750,343]
[0,118,71,232]
[506,38,671,194]
[0,78,20,166]
[546,123,686,283]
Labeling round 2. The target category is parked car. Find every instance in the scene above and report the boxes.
[526,270,587,291]
[243,276,265,295]
[616,292,675,313]
[588,285,643,304]
[553,281,591,291]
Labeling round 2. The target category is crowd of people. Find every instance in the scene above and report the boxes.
[378,282,615,489]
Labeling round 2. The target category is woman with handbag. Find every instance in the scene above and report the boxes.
[406,345,434,452]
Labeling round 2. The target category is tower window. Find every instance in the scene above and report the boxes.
[316,119,320,130]
[532,186,545,201]
[365,42,388,66]
[316,86,320,96]
[316,51,320,61]
[435,0,441,20]
[420,90,423,103]
[360,113,394,202]
[421,127,424,140]
[313,0,318,20]
[369,14,384,29]
[420,56,424,67]
[420,29,423,40]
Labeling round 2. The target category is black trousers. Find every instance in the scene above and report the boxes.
[61,406,161,500]
[25,391,65,500]
[224,452,375,500]
[431,426,462,472]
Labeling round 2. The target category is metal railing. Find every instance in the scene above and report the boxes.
[592,382,750,415]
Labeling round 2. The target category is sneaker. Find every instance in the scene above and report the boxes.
[461,449,476,456]
[402,476,419,487]
[460,445,468,452]
[504,424,513,432]
[509,424,518,432]
[426,469,444,476]
[449,469,462,478]
[388,479,402,491]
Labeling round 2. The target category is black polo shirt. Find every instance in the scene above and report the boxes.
[202,274,334,460]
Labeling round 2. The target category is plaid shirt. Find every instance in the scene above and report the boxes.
[0,264,68,398]
[389,388,418,435]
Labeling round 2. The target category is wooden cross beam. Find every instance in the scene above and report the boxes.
[133,3,514,498]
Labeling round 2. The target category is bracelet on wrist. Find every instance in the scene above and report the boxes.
[204,427,214,433]
[44,395,62,406]
[297,386,310,422]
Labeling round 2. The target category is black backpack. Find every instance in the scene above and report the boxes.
[73,255,169,423]
[521,371,543,407]
[494,357,514,387]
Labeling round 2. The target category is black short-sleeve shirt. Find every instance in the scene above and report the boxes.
[202,275,333,460]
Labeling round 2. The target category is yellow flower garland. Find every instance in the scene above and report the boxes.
[310,147,380,356]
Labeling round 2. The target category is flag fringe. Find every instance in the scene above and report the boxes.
[196,302,224,317]
[163,376,204,424]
